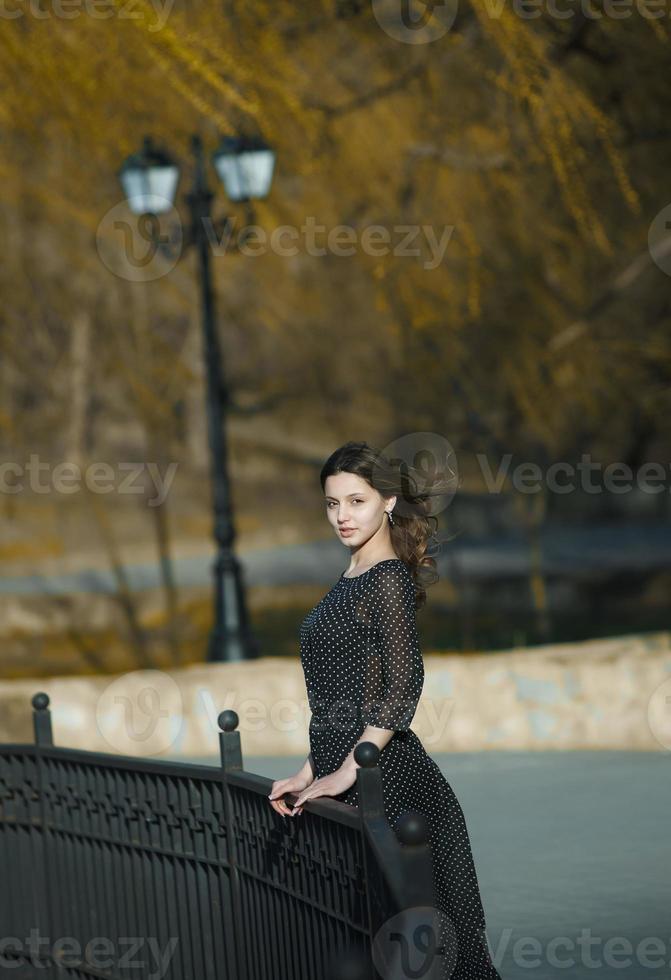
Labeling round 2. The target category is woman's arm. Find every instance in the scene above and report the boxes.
[338,725,394,774]
[299,751,316,782]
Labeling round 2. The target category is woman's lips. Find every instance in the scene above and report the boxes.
[340,528,355,536]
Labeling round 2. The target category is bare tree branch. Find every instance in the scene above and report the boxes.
[305,62,427,118]
[407,142,509,172]
[548,236,671,352]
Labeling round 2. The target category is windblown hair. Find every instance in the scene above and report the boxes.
[320,440,457,611]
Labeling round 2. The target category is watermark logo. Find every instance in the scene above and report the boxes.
[96,199,182,282]
[372,905,457,979]
[379,432,459,519]
[648,204,671,278]
[95,670,183,755]
[647,676,671,751]
[371,0,458,43]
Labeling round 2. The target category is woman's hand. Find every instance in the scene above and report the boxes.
[267,770,314,818]
[291,764,358,815]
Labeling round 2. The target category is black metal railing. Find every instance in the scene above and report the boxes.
[0,692,443,980]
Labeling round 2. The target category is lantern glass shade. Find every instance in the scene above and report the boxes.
[118,137,180,215]
[213,136,275,202]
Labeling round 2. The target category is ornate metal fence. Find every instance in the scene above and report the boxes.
[0,692,442,980]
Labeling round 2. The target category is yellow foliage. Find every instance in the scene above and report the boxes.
[0,5,667,463]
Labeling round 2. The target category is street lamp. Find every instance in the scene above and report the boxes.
[117,133,276,662]
[213,135,275,201]
[118,139,180,215]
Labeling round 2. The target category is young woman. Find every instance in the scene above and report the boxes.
[268,441,502,980]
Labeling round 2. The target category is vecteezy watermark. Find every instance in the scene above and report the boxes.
[478,453,671,495]
[361,435,671,507]
[96,204,457,282]
[96,670,184,755]
[371,0,666,43]
[193,688,454,747]
[0,930,177,979]
[489,927,671,970]
[213,217,455,270]
[475,0,667,17]
[0,455,178,506]
[0,0,174,30]
[93,680,455,753]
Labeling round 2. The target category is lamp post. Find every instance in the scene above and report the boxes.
[118,133,275,662]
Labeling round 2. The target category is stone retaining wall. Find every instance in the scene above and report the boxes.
[1,631,669,757]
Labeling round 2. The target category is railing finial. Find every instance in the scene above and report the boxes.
[353,741,379,768]
[31,691,53,747]
[218,709,239,732]
[396,810,430,847]
[218,709,242,772]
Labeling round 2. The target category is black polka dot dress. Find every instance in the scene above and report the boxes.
[299,558,502,980]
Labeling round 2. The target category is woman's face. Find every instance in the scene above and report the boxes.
[324,472,395,549]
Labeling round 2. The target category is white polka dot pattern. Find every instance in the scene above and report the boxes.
[299,558,502,979]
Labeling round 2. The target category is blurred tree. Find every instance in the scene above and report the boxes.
[0,1,669,668]
[0,3,667,463]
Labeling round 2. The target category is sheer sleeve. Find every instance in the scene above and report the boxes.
[364,561,425,732]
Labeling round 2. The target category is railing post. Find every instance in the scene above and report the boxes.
[353,741,385,818]
[354,741,451,980]
[29,691,55,972]
[395,811,435,906]
[32,691,53,747]
[218,709,247,978]
[395,811,456,980]
[218,708,242,772]
[353,741,390,978]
